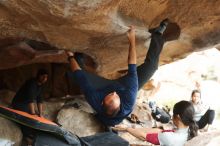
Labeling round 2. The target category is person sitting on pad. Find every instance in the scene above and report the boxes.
[11,68,48,116]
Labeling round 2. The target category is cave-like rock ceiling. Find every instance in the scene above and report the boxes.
[0,0,220,77]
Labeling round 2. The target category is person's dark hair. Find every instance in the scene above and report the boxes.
[173,100,198,140]
[191,89,201,98]
[103,101,120,117]
[36,68,48,79]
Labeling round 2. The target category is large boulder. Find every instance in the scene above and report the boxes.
[42,100,65,121]
[56,98,104,137]
[0,117,22,146]
[0,89,15,106]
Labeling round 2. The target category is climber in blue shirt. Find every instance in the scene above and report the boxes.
[66,19,180,126]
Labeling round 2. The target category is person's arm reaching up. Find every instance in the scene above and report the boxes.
[66,51,91,94]
[127,26,136,65]
[65,50,97,106]
[66,51,81,71]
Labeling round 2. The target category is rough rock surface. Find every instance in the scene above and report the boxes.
[56,98,104,137]
[43,100,65,121]
[0,0,220,76]
[0,117,22,146]
[0,1,220,145]
[0,89,15,106]
[185,131,220,146]
[1,0,220,96]
[0,63,72,98]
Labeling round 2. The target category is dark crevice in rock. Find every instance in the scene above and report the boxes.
[74,52,98,73]
[25,39,59,51]
[0,50,99,98]
[192,30,220,49]
[0,63,72,98]
[117,69,128,74]
[0,37,99,98]
[0,37,99,71]
[0,37,25,48]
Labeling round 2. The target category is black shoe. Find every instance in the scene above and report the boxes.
[149,18,169,35]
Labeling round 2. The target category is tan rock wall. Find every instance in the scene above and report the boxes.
[0,0,220,75]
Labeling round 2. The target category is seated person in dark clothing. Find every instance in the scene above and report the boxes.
[11,68,48,145]
[11,68,48,117]
[66,19,180,127]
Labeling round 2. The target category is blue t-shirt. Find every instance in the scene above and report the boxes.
[73,64,138,126]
